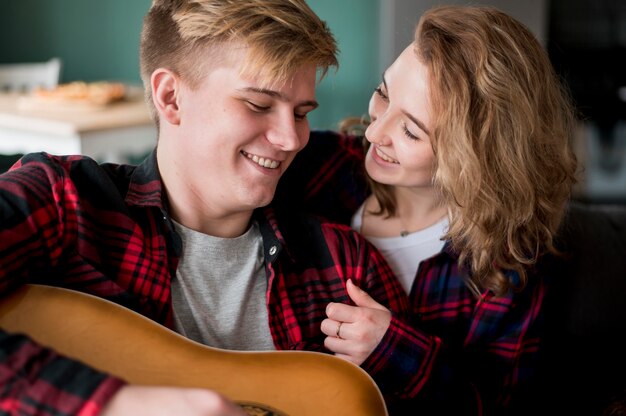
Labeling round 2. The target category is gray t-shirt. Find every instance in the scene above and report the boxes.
[170,220,275,351]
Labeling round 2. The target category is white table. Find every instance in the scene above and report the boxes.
[0,92,157,163]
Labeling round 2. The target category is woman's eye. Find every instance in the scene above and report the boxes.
[294,113,308,121]
[402,124,420,141]
[374,86,388,101]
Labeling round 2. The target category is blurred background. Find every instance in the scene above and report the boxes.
[0,0,625,203]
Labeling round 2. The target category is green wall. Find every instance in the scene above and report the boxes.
[0,0,379,130]
[0,1,151,85]
[309,0,380,129]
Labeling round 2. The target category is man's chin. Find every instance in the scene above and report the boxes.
[244,188,277,210]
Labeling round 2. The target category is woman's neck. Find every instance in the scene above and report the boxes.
[361,187,447,238]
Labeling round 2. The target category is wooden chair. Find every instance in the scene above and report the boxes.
[0,58,62,92]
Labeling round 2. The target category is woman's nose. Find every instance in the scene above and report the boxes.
[366,109,392,146]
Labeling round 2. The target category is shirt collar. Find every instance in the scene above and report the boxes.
[255,206,296,264]
[125,149,165,208]
[123,150,296,264]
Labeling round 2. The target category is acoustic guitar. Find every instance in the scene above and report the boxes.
[0,284,388,416]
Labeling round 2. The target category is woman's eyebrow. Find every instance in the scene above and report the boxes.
[382,72,430,136]
[403,110,430,136]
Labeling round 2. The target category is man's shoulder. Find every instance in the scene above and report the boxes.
[13,152,91,170]
[10,152,140,205]
[13,152,134,176]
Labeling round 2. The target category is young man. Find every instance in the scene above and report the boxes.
[0,1,408,415]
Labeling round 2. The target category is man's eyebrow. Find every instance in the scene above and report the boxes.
[382,72,431,136]
[238,87,318,109]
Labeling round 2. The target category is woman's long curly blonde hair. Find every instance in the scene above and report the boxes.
[366,5,578,296]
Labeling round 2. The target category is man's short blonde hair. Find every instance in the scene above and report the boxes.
[140,0,338,119]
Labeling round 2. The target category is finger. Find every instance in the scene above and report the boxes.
[325,301,360,323]
[346,278,387,311]
[320,318,343,337]
[324,333,349,353]
[324,337,363,366]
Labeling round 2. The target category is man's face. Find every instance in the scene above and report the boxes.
[158,47,318,223]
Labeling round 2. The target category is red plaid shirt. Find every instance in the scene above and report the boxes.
[274,130,549,415]
[0,151,408,415]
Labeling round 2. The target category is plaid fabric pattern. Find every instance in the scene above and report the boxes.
[0,150,409,415]
[277,130,549,415]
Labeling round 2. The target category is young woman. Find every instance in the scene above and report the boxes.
[278,5,578,415]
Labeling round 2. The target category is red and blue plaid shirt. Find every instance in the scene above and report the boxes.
[275,130,549,415]
[0,150,409,415]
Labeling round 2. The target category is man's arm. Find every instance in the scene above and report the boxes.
[0,328,247,416]
[0,157,248,415]
[0,329,124,415]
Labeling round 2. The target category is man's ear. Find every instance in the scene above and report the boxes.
[151,68,181,125]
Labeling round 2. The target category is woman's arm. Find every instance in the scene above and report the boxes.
[324,275,546,415]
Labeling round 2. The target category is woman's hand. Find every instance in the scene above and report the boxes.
[321,279,392,365]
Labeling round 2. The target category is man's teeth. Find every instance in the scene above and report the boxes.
[375,146,399,164]
[242,151,280,169]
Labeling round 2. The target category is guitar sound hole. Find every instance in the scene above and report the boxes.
[238,402,288,416]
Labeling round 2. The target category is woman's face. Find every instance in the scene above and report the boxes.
[364,44,436,191]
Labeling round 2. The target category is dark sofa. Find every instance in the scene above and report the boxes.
[527,202,626,415]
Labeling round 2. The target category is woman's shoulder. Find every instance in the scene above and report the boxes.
[275,130,369,225]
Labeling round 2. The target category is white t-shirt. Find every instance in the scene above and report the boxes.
[351,203,448,295]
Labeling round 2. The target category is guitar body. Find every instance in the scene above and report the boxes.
[0,284,388,415]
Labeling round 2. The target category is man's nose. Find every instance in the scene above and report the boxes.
[266,114,305,151]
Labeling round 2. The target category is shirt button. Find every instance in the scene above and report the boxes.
[269,246,277,256]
